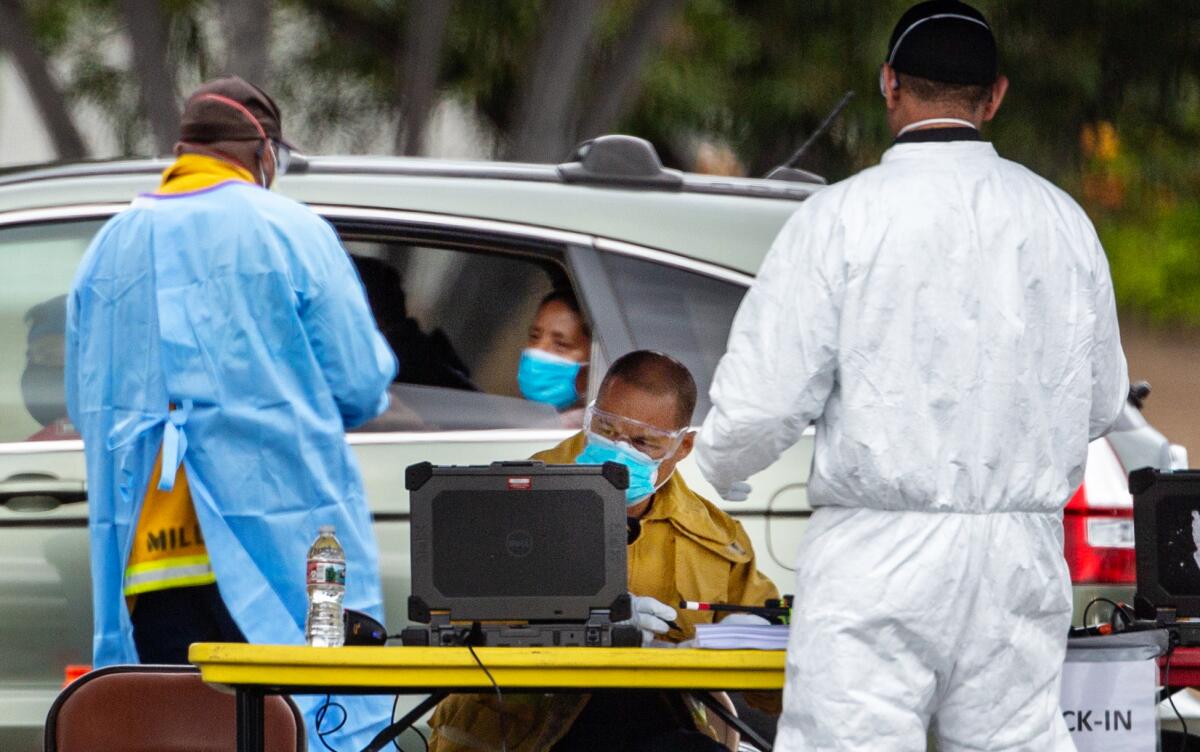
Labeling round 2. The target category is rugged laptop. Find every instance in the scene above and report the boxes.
[1132,468,1200,639]
[402,460,638,647]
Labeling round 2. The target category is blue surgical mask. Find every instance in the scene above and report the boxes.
[518,348,584,410]
[576,432,663,506]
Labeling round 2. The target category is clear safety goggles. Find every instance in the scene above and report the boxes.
[271,139,292,175]
[583,402,689,461]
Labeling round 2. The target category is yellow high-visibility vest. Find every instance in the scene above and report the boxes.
[123,450,215,596]
[122,155,255,599]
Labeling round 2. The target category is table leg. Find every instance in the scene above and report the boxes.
[362,691,449,752]
[237,687,266,752]
[693,691,773,752]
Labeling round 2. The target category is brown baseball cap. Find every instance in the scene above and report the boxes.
[179,76,288,145]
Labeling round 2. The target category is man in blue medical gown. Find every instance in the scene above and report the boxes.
[66,76,397,750]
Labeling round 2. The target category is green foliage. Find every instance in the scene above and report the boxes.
[629,0,898,175]
[439,0,544,134]
[623,0,1200,327]
[1103,201,1200,325]
[15,0,1200,325]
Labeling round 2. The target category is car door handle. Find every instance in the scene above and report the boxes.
[0,474,88,511]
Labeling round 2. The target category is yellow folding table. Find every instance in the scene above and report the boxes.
[189,643,786,752]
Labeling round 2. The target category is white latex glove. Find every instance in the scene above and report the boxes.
[720,481,752,502]
[717,612,771,626]
[619,595,678,646]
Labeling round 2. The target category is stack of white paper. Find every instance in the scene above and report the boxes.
[692,622,790,650]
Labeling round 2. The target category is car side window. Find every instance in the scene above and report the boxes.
[0,219,105,444]
[597,251,747,420]
[344,238,585,431]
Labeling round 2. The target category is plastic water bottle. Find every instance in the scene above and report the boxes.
[305,525,346,647]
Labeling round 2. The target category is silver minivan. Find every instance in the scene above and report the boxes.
[0,145,820,749]
[0,142,1181,749]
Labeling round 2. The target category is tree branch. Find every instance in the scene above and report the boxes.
[576,0,683,142]
[219,0,272,85]
[506,0,603,162]
[292,0,396,59]
[0,0,88,160]
[121,0,181,155]
[395,0,453,155]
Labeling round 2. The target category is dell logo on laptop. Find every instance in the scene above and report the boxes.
[506,530,533,558]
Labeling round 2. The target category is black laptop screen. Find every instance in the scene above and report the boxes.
[430,489,607,598]
[1151,495,1200,597]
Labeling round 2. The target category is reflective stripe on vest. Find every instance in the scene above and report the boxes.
[123,554,216,596]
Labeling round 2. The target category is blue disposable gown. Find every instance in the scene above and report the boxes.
[66,181,398,751]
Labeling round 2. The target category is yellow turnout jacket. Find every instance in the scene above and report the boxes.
[427,432,779,752]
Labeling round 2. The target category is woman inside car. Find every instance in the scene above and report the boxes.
[518,289,591,427]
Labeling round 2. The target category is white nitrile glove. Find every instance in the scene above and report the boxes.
[717,612,770,626]
[619,595,678,646]
[721,481,752,502]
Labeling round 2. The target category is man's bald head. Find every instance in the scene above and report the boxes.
[598,350,697,429]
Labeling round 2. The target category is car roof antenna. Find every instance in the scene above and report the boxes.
[765,90,855,184]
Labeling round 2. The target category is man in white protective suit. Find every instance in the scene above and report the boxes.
[695,1,1128,750]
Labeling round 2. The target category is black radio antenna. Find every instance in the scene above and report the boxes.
[765,90,855,183]
[785,90,855,168]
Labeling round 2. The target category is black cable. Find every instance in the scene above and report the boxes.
[1081,597,1120,628]
[381,627,502,751]
[314,693,347,752]
[384,631,435,752]
[389,693,430,752]
[764,487,797,573]
[1164,647,1189,751]
[465,640,508,752]
[391,695,402,752]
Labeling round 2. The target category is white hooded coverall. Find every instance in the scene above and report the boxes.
[697,140,1128,751]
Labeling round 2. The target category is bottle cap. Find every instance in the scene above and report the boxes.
[319,524,335,535]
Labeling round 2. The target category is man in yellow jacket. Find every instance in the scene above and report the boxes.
[429,350,779,752]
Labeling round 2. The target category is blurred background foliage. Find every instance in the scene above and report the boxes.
[2,0,1198,326]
